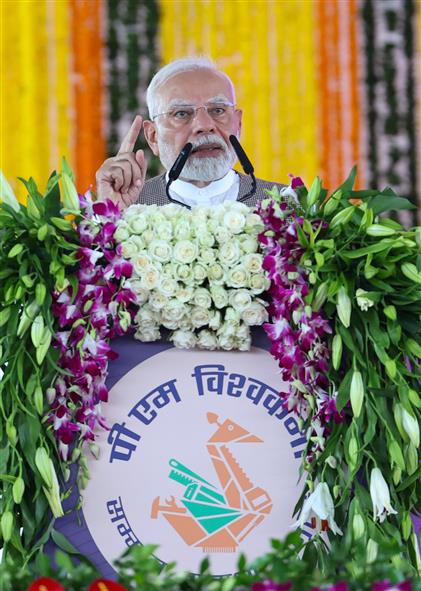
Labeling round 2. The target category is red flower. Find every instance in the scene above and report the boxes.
[27,577,66,591]
[88,580,129,591]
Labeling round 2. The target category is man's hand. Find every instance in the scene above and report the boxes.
[95,115,147,207]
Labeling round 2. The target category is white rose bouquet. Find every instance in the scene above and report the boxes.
[116,201,269,350]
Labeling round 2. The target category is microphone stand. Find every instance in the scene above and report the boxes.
[165,142,193,209]
[229,135,257,202]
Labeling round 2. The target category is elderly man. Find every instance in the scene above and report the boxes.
[96,57,287,209]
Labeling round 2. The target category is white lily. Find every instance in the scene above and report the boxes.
[293,481,342,535]
[0,170,20,212]
[369,467,397,522]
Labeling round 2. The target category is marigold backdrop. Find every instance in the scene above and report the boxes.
[1,0,420,223]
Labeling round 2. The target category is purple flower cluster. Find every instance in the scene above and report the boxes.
[49,195,136,459]
[257,192,344,457]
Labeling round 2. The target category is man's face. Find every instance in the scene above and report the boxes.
[143,69,242,183]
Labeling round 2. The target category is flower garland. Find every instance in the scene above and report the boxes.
[49,196,135,467]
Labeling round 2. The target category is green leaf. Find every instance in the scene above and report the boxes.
[369,193,416,215]
[51,529,81,555]
[336,367,353,411]
[340,240,394,259]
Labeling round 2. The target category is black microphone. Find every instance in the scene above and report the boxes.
[166,142,193,207]
[229,135,256,201]
[168,142,193,181]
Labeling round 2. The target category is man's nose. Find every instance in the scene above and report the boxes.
[191,106,215,134]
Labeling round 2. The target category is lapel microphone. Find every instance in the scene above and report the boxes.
[166,142,193,207]
[229,135,257,201]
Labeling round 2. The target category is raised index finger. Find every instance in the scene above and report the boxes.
[117,115,143,154]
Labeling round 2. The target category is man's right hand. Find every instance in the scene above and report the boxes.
[95,115,147,207]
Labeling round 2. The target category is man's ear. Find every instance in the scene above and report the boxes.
[143,120,160,156]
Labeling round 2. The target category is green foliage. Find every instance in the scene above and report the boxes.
[280,171,421,569]
[0,535,419,591]
[0,171,80,565]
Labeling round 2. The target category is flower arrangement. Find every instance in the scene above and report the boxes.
[258,169,421,566]
[115,201,269,350]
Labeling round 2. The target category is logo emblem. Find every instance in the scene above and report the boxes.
[151,413,272,553]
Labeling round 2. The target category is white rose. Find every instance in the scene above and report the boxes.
[120,238,139,259]
[155,221,173,241]
[197,329,218,350]
[218,240,241,266]
[173,240,198,264]
[191,306,211,328]
[171,329,197,349]
[135,305,158,327]
[173,263,194,284]
[199,248,216,265]
[224,307,241,325]
[208,310,221,330]
[229,289,252,311]
[158,276,178,297]
[135,326,161,342]
[162,203,184,219]
[177,315,193,331]
[218,333,235,350]
[114,222,130,242]
[141,229,156,244]
[236,322,250,340]
[198,233,215,248]
[127,215,148,235]
[214,227,232,244]
[123,203,147,219]
[174,220,192,240]
[226,265,249,288]
[149,239,172,263]
[131,235,146,250]
[150,211,166,226]
[207,263,224,283]
[193,263,207,284]
[243,253,263,274]
[239,235,259,254]
[161,300,187,323]
[249,272,270,294]
[149,292,168,311]
[133,252,152,275]
[237,335,252,351]
[223,210,246,234]
[245,212,264,234]
[210,286,229,309]
[175,285,194,302]
[241,301,268,326]
[140,265,160,290]
[192,288,212,309]
[129,281,149,305]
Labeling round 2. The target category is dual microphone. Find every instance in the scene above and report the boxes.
[165,135,256,206]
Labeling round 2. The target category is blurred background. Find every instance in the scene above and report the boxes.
[1,0,420,224]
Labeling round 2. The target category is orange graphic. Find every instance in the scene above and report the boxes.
[151,413,272,553]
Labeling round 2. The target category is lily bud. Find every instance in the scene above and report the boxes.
[330,206,355,229]
[17,300,40,337]
[408,388,421,408]
[1,511,13,542]
[401,408,419,448]
[35,447,53,488]
[31,315,44,348]
[35,283,47,306]
[347,434,359,470]
[6,420,17,446]
[12,476,25,504]
[313,282,328,311]
[366,224,396,237]
[37,223,49,241]
[352,514,365,540]
[393,403,406,440]
[350,370,364,418]
[388,438,405,470]
[392,465,401,486]
[34,386,44,415]
[366,539,378,563]
[332,334,342,370]
[383,305,397,321]
[405,443,418,475]
[0,307,11,327]
[306,175,321,208]
[337,286,351,328]
[61,173,80,213]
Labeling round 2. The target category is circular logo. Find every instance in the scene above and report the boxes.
[82,346,307,575]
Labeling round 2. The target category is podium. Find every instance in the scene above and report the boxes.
[51,329,310,577]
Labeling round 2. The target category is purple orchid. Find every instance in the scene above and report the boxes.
[252,581,292,591]
[372,581,411,591]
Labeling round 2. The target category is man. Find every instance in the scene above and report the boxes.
[96,57,288,208]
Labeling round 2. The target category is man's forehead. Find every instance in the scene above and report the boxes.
[157,69,235,104]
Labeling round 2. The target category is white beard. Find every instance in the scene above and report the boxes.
[158,133,237,182]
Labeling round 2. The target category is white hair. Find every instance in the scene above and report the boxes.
[146,57,236,119]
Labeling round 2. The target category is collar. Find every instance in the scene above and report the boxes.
[165,169,238,200]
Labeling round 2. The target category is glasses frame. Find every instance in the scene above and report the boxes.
[152,102,237,125]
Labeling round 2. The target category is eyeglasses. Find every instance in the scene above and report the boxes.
[152,102,236,127]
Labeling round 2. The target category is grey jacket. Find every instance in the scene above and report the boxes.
[137,172,287,208]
